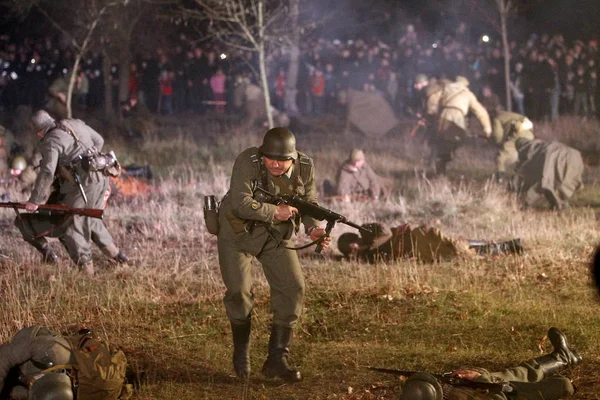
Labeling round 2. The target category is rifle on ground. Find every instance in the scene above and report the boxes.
[0,202,104,219]
[254,186,370,253]
[367,367,515,394]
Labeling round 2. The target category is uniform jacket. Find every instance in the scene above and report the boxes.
[364,224,472,263]
[516,139,584,206]
[29,118,105,205]
[336,162,381,198]
[437,82,491,138]
[218,147,319,256]
[492,111,534,146]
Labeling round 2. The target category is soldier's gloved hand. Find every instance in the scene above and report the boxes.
[274,204,298,221]
[25,201,39,212]
[309,228,332,250]
[450,369,481,381]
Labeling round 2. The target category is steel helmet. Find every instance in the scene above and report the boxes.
[337,232,361,257]
[11,155,27,171]
[29,372,74,400]
[399,372,443,400]
[259,127,298,160]
[414,74,428,84]
[31,110,56,133]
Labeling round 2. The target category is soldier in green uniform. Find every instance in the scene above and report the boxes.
[491,111,534,183]
[398,327,579,399]
[0,325,131,400]
[217,127,330,382]
[338,222,521,263]
[16,110,126,273]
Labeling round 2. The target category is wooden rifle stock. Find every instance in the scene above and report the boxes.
[0,202,104,219]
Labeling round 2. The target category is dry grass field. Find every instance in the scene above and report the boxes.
[1,115,599,399]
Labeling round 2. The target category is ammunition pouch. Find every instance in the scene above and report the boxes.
[80,149,122,177]
[204,195,220,235]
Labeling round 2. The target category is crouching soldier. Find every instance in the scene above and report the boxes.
[397,327,579,399]
[0,325,132,400]
[338,222,522,263]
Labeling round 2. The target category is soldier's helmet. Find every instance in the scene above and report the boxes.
[10,155,27,172]
[29,372,74,400]
[260,127,298,160]
[399,372,443,400]
[31,110,56,133]
[414,74,428,84]
[337,232,361,257]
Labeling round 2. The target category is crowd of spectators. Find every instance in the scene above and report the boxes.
[1,18,599,122]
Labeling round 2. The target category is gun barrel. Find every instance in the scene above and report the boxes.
[0,202,104,219]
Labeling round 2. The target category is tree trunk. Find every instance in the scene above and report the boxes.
[102,50,115,119]
[117,48,131,120]
[284,0,300,117]
[66,55,82,119]
[257,1,274,128]
[500,2,512,111]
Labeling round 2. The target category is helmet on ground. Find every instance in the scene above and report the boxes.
[31,110,56,133]
[337,232,361,256]
[399,372,443,400]
[414,74,428,84]
[29,372,74,400]
[11,155,27,172]
[260,127,298,160]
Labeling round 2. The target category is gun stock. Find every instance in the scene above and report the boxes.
[0,202,104,219]
[366,367,514,394]
[254,187,370,253]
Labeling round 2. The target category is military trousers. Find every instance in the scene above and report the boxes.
[16,172,115,265]
[449,359,574,400]
[217,235,305,328]
[496,140,519,173]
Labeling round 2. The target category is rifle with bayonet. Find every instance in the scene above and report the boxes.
[0,202,104,219]
[367,367,515,394]
[254,186,370,253]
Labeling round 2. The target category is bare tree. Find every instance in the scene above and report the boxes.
[465,0,515,111]
[6,0,122,118]
[284,0,300,117]
[186,0,288,128]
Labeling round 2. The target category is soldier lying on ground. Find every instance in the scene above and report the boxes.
[0,325,132,400]
[337,222,522,263]
[513,138,584,210]
[397,327,579,400]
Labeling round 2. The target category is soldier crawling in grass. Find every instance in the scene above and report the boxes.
[338,222,522,263]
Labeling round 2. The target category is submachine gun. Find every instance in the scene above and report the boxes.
[254,186,370,253]
[367,367,515,394]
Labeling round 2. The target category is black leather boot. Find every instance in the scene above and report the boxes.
[535,327,582,377]
[231,318,251,379]
[469,239,523,255]
[261,325,301,382]
[114,250,129,263]
[31,241,59,265]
